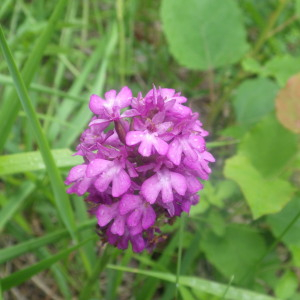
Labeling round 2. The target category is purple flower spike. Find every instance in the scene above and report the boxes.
[65,85,215,252]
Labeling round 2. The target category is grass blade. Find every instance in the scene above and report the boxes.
[0,220,95,264]
[136,232,179,300]
[57,23,118,147]
[0,0,68,151]
[47,37,105,142]
[179,286,197,300]
[161,224,202,300]
[0,26,77,239]
[176,214,185,299]
[0,182,35,231]
[0,149,82,176]
[0,74,86,103]
[78,247,111,300]
[106,265,278,300]
[1,237,94,291]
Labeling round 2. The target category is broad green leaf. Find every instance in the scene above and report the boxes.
[275,73,300,134]
[224,155,295,219]
[267,197,300,246]
[201,224,266,282]
[239,115,298,177]
[0,220,95,264]
[241,57,262,74]
[1,237,93,291]
[107,265,278,300]
[160,0,248,70]
[233,78,278,126]
[275,271,298,299]
[0,149,82,176]
[264,56,300,87]
[289,244,300,267]
[242,56,300,87]
[207,210,226,236]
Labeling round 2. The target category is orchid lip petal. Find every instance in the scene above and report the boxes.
[119,194,142,215]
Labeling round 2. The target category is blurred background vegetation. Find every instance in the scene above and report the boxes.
[0,0,300,299]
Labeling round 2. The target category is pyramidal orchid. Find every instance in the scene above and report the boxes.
[65,86,215,252]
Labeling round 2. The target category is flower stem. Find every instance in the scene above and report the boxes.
[175,214,185,299]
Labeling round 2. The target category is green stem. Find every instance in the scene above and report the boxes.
[175,214,185,299]
[206,139,240,148]
[207,71,248,127]
[116,0,126,85]
[79,247,114,300]
[251,0,290,56]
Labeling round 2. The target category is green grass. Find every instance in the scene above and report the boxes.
[1,1,300,299]
[0,25,77,240]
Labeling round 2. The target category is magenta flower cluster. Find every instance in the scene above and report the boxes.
[65,86,215,252]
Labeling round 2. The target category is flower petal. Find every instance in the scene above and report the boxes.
[131,234,145,252]
[202,151,216,162]
[119,194,142,215]
[126,131,143,146]
[156,122,173,134]
[121,109,139,118]
[88,118,110,130]
[112,169,131,197]
[97,203,118,227]
[186,174,203,193]
[141,174,161,204]
[138,137,153,157]
[160,88,175,99]
[152,137,169,155]
[167,139,182,165]
[171,103,192,118]
[65,164,87,184]
[129,223,143,235]
[89,94,105,115]
[189,135,206,152]
[111,216,125,236]
[161,180,173,203]
[77,177,93,195]
[117,236,129,250]
[127,209,142,227]
[86,159,112,178]
[142,206,156,229]
[116,86,132,108]
[94,174,112,192]
[104,89,117,105]
[170,172,187,196]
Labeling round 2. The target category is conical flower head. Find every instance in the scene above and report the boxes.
[65,86,215,252]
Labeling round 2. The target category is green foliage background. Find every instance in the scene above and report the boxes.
[0,0,300,299]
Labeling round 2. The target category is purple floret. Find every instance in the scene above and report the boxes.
[65,85,215,252]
